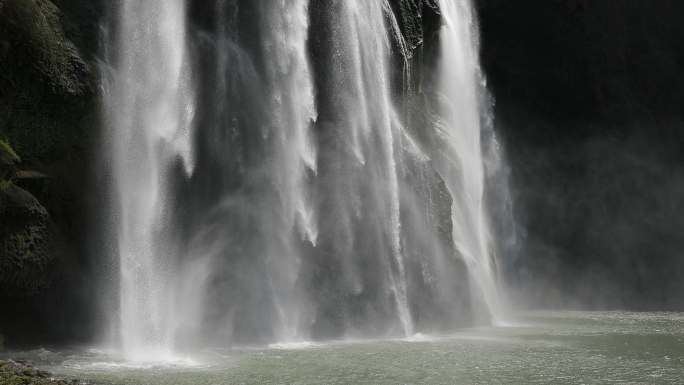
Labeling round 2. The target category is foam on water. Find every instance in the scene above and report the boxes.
[67,357,203,371]
[267,341,321,350]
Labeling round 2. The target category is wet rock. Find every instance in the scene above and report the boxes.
[0,360,84,385]
[389,0,441,54]
[0,183,57,297]
[0,0,99,344]
[0,0,89,95]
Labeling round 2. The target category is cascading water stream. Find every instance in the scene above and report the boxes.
[106,0,195,361]
[259,0,318,342]
[437,0,506,323]
[308,0,414,337]
[347,0,414,337]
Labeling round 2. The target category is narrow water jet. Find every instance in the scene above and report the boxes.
[257,0,318,342]
[105,0,195,361]
[436,0,506,323]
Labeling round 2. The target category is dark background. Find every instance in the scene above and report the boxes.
[476,0,684,310]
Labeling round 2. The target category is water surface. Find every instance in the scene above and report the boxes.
[7,311,684,384]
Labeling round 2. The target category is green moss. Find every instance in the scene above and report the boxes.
[0,139,21,164]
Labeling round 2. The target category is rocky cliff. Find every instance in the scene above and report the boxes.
[0,0,104,346]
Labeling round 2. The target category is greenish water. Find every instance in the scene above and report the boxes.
[7,311,684,384]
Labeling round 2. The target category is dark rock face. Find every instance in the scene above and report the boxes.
[0,183,57,297]
[387,0,478,326]
[0,0,102,346]
[0,0,88,95]
[388,0,441,53]
[0,0,95,161]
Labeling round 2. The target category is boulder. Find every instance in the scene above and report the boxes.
[0,360,82,385]
[0,183,57,297]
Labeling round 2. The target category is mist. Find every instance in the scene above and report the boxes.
[475,0,684,310]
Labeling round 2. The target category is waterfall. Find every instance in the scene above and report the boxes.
[105,0,195,360]
[437,0,506,323]
[259,0,318,342]
[102,0,509,358]
[305,0,416,338]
